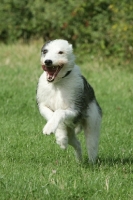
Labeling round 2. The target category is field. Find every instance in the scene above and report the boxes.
[0,42,133,200]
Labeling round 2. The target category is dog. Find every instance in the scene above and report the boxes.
[36,39,102,163]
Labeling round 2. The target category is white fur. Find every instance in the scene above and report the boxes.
[37,39,102,163]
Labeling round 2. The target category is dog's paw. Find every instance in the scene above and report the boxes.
[56,138,68,149]
[43,124,53,135]
[42,125,52,135]
[42,120,58,135]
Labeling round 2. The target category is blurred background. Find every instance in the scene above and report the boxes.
[0,0,133,61]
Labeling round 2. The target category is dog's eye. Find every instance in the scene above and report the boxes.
[42,49,48,54]
[58,51,64,54]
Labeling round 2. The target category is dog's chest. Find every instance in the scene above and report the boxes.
[39,83,74,111]
[47,90,68,111]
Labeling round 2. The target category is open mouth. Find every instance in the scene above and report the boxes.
[42,65,63,82]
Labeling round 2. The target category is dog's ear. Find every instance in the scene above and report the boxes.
[69,44,73,51]
[41,40,51,51]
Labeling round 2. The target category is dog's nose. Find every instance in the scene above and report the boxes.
[45,59,52,66]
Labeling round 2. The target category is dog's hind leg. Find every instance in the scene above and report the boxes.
[84,102,102,163]
[84,125,99,163]
[67,127,82,161]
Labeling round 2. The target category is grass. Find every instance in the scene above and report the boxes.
[0,41,133,200]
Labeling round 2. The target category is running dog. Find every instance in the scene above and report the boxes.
[36,39,102,163]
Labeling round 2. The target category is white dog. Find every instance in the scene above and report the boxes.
[36,39,102,163]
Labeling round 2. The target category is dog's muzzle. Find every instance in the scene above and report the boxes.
[42,64,63,82]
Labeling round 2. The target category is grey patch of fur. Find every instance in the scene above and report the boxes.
[73,75,102,123]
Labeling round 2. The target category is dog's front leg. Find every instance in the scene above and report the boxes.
[55,124,68,149]
[39,103,54,121]
[38,103,55,135]
[43,109,77,135]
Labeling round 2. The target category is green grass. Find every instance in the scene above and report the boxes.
[0,42,133,200]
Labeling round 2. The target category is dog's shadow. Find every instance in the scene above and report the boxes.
[82,156,133,168]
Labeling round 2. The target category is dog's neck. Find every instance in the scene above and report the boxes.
[62,70,72,79]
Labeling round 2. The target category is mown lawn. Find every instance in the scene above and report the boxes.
[0,42,133,200]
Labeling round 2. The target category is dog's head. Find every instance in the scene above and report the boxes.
[41,39,75,83]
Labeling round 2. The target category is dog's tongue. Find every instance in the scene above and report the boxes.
[42,65,62,82]
[47,70,56,82]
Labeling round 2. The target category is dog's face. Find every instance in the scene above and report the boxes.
[41,39,75,83]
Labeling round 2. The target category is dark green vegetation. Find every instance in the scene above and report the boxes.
[0,43,133,199]
[0,0,133,59]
